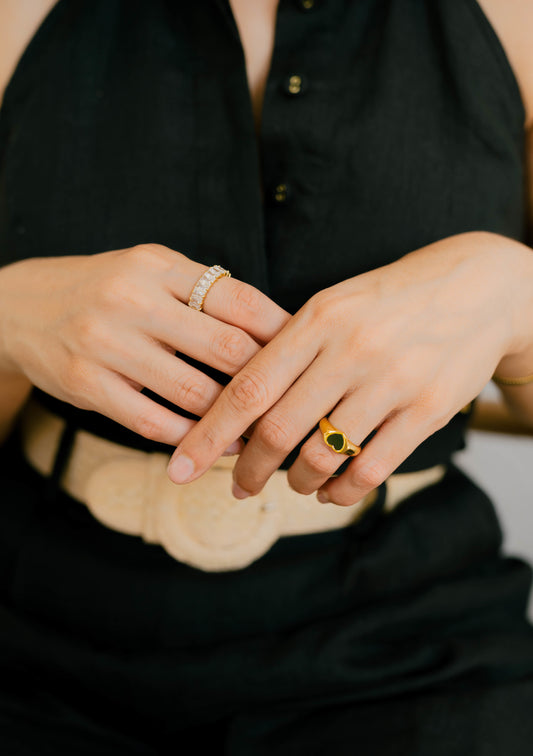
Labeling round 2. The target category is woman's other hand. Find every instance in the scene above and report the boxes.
[0,244,289,447]
[168,232,532,502]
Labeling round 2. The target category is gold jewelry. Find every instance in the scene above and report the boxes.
[492,371,533,386]
[188,264,231,311]
[319,417,362,456]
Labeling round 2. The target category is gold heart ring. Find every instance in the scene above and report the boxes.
[319,417,362,457]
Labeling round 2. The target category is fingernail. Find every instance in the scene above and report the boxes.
[317,490,330,504]
[222,439,242,456]
[232,481,251,500]
[168,454,195,484]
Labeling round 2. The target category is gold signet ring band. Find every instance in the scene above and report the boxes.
[319,417,362,457]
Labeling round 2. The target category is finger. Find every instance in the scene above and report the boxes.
[98,331,225,416]
[316,409,432,506]
[165,256,290,343]
[166,317,319,483]
[88,366,196,445]
[83,365,243,454]
[283,382,400,497]
[228,354,358,497]
[146,295,264,376]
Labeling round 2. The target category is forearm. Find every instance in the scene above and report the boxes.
[492,234,533,427]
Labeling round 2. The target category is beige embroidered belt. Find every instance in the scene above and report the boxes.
[18,398,447,572]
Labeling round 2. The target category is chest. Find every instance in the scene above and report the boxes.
[228,0,279,134]
[0,0,525,312]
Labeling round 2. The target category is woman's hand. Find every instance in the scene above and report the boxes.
[0,244,289,447]
[168,232,529,504]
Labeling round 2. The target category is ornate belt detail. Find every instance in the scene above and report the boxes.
[18,399,446,571]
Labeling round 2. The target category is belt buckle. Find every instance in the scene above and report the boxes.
[84,453,284,572]
[154,459,284,571]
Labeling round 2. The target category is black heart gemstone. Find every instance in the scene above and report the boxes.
[327,432,345,451]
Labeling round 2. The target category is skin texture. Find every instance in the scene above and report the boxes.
[168,233,533,505]
[0,246,289,447]
[228,0,279,135]
[0,0,533,504]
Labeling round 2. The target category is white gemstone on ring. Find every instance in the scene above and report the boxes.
[188,264,231,310]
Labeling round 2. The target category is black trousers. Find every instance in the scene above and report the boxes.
[2,434,533,755]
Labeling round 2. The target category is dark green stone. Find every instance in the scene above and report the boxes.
[327,432,345,452]
[346,448,356,456]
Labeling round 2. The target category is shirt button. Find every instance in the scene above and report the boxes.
[297,0,316,10]
[283,74,305,96]
[272,183,289,203]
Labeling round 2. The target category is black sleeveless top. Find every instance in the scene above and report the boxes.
[0,0,526,473]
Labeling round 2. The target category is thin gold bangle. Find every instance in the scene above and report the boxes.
[492,372,533,386]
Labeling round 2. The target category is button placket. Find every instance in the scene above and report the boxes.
[263,0,321,212]
[275,72,306,205]
[288,74,302,94]
[273,183,289,203]
[282,73,306,96]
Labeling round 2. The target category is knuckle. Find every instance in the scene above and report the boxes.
[256,414,292,453]
[416,384,441,413]
[233,469,262,496]
[347,324,383,362]
[74,314,109,352]
[299,444,335,476]
[427,408,453,434]
[129,243,164,263]
[306,290,337,324]
[329,493,362,508]
[99,272,153,315]
[305,288,346,328]
[226,369,270,414]
[133,412,164,441]
[126,244,172,275]
[415,386,449,429]
[355,458,389,490]
[62,355,92,397]
[72,315,97,350]
[230,281,263,315]
[287,475,315,496]
[175,376,210,413]
[212,328,251,369]
[196,424,219,455]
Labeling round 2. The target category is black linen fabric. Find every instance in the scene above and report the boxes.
[1,0,526,470]
[1,0,533,753]
[2,433,533,753]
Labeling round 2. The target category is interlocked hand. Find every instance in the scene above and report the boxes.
[168,232,528,505]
